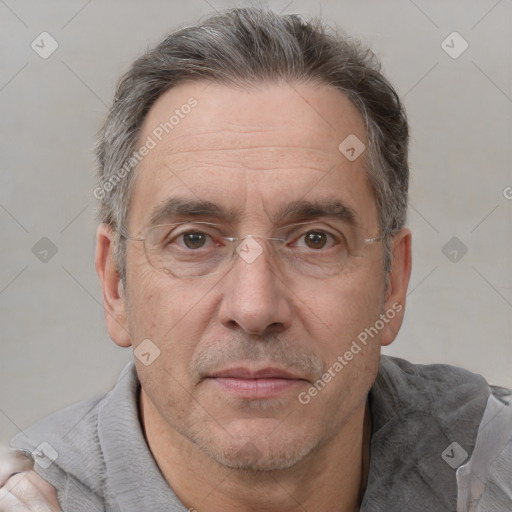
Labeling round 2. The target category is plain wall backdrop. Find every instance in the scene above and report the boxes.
[1,0,511,444]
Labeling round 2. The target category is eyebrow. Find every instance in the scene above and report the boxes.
[274,199,359,228]
[148,198,241,227]
[147,197,360,229]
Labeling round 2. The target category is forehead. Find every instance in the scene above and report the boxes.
[129,81,376,229]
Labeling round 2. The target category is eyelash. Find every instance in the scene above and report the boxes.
[168,226,343,251]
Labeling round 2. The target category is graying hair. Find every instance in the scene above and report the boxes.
[95,7,409,282]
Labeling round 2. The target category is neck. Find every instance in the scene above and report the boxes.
[140,391,371,512]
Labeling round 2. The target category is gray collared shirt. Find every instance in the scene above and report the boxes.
[10,356,512,511]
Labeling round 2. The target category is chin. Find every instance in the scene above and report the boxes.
[191,422,318,472]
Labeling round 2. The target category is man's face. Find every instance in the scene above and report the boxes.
[118,81,400,470]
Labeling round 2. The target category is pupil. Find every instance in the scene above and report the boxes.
[305,232,326,249]
[184,232,205,249]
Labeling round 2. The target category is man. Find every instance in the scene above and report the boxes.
[2,7,511,512]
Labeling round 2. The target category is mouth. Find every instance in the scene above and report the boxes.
[205,366,308,399]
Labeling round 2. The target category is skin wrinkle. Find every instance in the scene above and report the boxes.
[138,168,373,235]
[154,144,343,174]
[141,94,358,176]
[142,197,361,239]
[190,334,326,385]
[97,80,411,512]
[138,81,374,464]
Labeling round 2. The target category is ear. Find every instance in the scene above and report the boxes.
[95,224,132,348]
[380,228,412,347]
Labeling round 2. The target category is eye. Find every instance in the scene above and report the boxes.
[161,225,223,251]
[181,231,209,249]
[147,223,227,258]
[294,229,337,250]
[302,231,329,249]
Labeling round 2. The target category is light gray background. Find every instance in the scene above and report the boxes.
[1,0,511,445]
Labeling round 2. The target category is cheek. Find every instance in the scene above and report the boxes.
[298,274,382,428]
[126,266,230,392]
[127,263,201,335]
[126,267,198,372]
[127,272,207,426]
[299,267,384,355]
[313,344,380,434]
[311,266,384,404]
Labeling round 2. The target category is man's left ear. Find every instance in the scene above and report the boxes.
[380,228,412,347]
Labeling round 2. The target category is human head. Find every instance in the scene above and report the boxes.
[95,7,409,282]
[94,7,412,475]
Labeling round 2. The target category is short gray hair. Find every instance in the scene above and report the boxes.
[95,7,409,282]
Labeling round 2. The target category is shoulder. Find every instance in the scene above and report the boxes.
[9,362,138,510]
[377,354,491,389]
[457,385,512,510]
[366,355,512,511]
[373,355,492,421]
[10,389,106,471]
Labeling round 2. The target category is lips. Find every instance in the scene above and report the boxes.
[209,367,303,380]
[206,366,307,398]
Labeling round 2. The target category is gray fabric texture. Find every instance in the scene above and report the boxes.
[11,362,185,511]
[457,390,512,511]
[9,356,511,511]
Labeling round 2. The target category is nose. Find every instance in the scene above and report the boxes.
[217,238,293,336]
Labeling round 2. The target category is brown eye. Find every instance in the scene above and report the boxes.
[182,232,207,249]
[304,231,328,249]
